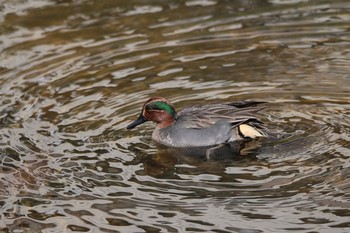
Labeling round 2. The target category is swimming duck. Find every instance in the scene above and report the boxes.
[127,97,267,147]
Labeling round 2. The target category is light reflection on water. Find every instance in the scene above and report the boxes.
[1,0,350,232]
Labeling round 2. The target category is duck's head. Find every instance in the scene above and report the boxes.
[127,97,178,129]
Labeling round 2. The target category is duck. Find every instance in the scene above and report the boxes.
[127,97,267,147]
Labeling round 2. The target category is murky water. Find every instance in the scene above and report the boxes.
[1,0,350,232]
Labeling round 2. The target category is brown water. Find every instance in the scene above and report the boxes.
[1,0,350,232]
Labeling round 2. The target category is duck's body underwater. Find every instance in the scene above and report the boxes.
[127,97,267,147]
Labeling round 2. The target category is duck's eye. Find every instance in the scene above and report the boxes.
[146,102,169,111]
[146,105,163,111]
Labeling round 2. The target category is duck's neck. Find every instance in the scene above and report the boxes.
[157,117,176,129]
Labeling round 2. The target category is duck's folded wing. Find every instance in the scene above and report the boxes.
[177,102,266,130]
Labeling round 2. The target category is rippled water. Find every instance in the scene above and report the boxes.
[1,0,350,232]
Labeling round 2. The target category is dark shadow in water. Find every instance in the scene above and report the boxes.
[140,139,265,178]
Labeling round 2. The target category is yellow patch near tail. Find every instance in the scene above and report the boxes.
[239,124,265,138]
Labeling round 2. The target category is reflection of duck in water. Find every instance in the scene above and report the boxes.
[127,97,267,148]
[141,141,264,178]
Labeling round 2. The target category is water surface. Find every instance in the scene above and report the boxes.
[0,0,350,232]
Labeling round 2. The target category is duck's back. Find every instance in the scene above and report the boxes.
[177,101,266,128]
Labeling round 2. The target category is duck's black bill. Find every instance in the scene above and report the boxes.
[127,114,147,129]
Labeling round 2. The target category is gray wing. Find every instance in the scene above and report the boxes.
[177,101,266,129]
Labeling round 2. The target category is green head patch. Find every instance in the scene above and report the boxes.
[146,101,177,117]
